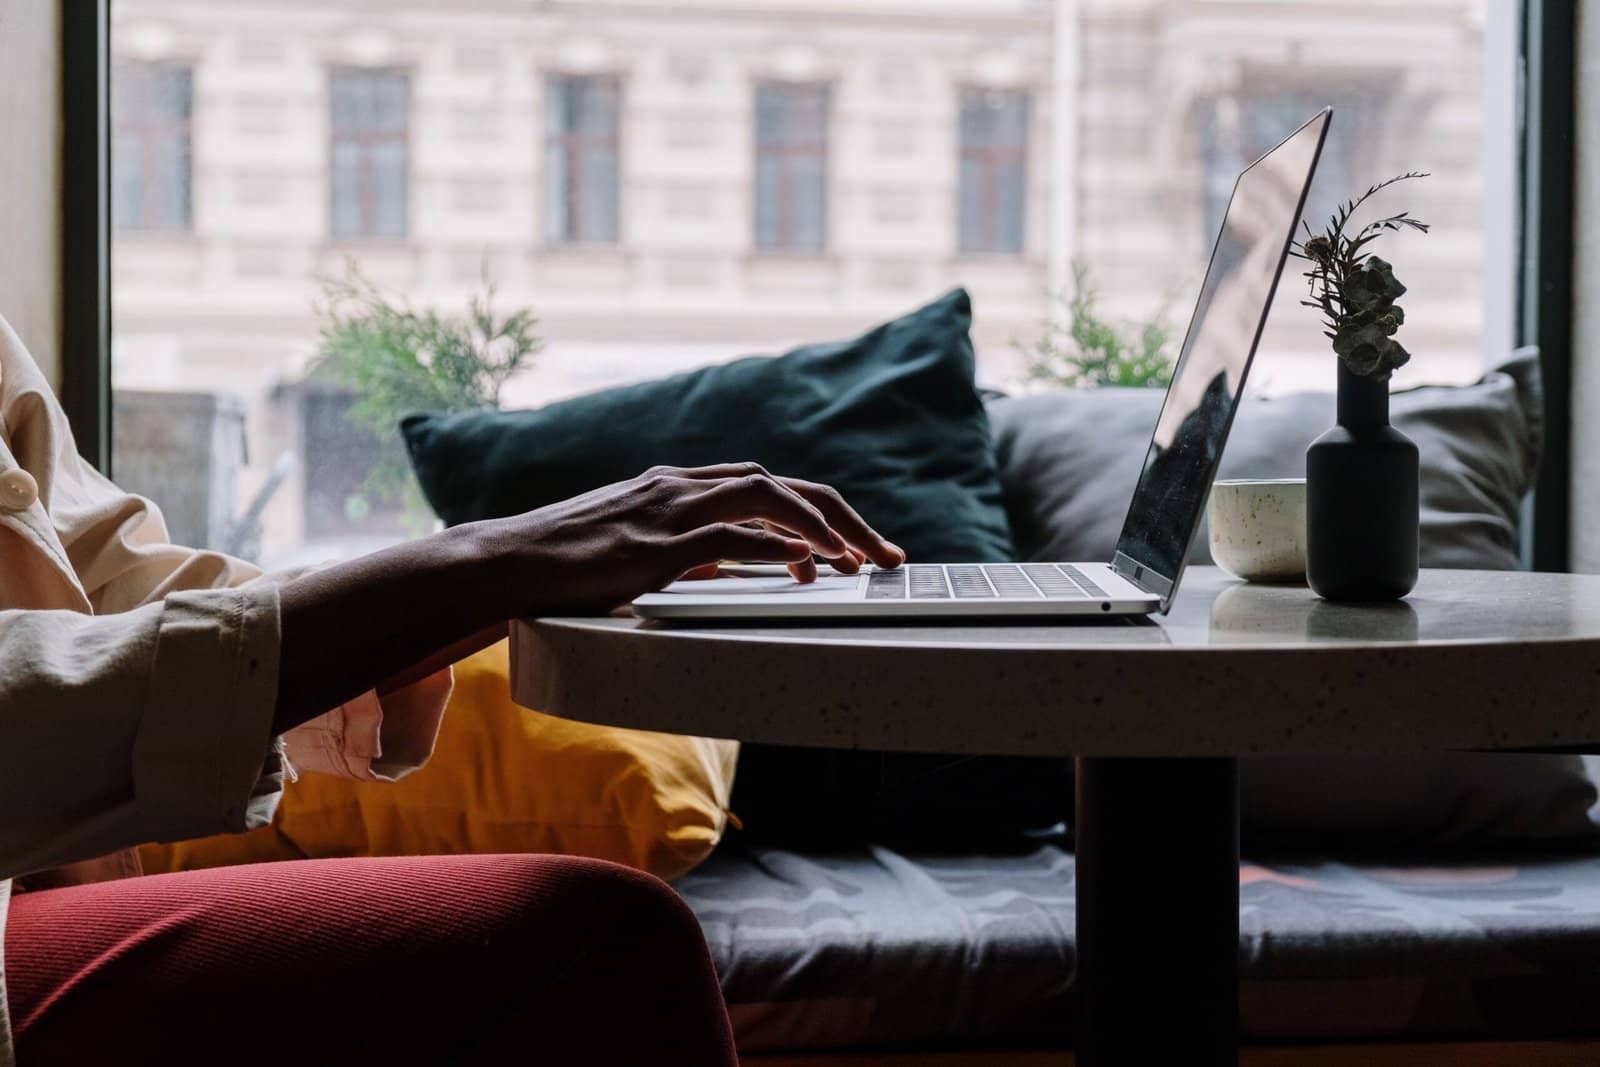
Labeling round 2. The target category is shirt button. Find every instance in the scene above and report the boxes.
[0,468,39,512]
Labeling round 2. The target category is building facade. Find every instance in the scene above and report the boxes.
[109,0,1488,563]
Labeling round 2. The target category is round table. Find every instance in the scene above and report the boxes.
[509,567,1600,1066]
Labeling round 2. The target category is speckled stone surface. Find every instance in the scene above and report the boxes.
[510,566,1600,757]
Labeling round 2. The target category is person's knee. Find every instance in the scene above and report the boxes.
[566,858,703,942]
[490,854,705,945]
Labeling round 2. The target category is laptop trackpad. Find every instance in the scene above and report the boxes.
[659,575,861,597]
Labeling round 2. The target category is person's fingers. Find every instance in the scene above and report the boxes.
[644,462,901,568]
[676,553,819,584]
[777,477,905,567]
[684,474,854,563]
[669,523,813,580]
[751,519,861,574]
[657,460,770,482]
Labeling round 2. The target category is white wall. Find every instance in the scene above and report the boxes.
[0,1,61,387]
[1572,1,1600,571]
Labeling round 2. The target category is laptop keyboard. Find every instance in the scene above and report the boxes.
[864,563,1106,600]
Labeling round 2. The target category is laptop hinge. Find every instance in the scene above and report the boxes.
[1112,550,1173,601]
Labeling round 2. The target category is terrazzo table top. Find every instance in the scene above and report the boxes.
[509,566,1600,757]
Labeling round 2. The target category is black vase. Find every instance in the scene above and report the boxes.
[1306,362,1419,600]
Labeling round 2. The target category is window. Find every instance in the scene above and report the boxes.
[1202,91,1360,248]
[754,83,828,252]
[330,68,409,240]
[102,0,1496,569]
[113,62,193,231]
[958,89,1028,255]
[545,75,621,244]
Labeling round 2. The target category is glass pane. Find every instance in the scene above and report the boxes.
[152,137,189,229]
[330,142,363,238]
[371,74,408,132]
[108,1,1496,570]
[992,159,1025,255]
[754,85,786,146]
[111,130,146,231]
[576,79,619,137]
[370,141,408,238]
[959,90,1028,255]
[959,91,990,148]
[157,67,193,121]
[544,136,571,243]
[112,62,192,231]
[753,153,782,249]
[754,83,829,251]
[546,76,619,243]
[582,149,620,243]
[789,154,826,252]
[791,86,827,144]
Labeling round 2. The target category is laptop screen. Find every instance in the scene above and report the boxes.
[1112,109,1329,609]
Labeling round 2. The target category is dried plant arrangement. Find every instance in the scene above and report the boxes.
[1291,172,1430,380]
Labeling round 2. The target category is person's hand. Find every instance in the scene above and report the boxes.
[472,462,905,616]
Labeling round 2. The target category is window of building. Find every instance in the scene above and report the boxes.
[1202,91,1361,250]
[330,68,409,240]
[754,82,829,253]
[113,62,193,231]
[957,88,1028,255]
[545,75,622,244]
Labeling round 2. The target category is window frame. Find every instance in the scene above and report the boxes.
[327,66,412,243]
[543,72,624,246]
[62,0,111,472]
[751,79,831,255]
[955,85,1030,257]
[1521,0,1576,571]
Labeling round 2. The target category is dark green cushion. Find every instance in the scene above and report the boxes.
[400,288,1014,563]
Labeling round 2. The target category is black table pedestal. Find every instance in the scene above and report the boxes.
[1074,756,1240,1066]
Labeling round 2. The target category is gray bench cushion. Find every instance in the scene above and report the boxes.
[986,349,1542,572]
[683,843,1600,1052]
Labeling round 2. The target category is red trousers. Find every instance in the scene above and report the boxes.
[6,854,738,1065]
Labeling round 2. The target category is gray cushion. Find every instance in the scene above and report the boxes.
[682,842,1600,1051]
[986,349,1598,850]
[989,348,1541,570]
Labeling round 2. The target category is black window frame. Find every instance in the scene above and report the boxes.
[1520,0,1576,571]
[62,0,111,473]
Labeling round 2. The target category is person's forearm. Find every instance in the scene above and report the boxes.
[274,523,507,735]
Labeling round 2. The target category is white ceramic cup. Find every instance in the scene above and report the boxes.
[1207,478,1307,583]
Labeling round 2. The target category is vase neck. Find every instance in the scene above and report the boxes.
[1336,362,1390,429]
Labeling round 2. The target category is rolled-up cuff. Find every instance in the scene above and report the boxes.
[133,584,284,841]
[282,668,453,783]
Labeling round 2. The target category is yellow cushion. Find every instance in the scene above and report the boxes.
[140,639,738,881]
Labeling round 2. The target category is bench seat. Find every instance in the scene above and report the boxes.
[679,843,1600,1054]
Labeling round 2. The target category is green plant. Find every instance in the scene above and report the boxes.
[1291,172,1430,380]
[1017,262,1174,389]
[311,262,543,525]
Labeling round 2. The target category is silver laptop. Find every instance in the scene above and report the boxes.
[634,108,1331,622]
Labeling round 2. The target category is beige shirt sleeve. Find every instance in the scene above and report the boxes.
[0,586,283,879]
[36,406,452,789]
[0,314,450,879]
